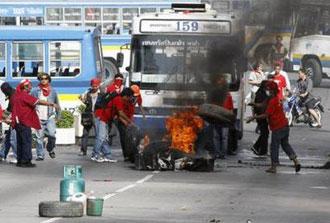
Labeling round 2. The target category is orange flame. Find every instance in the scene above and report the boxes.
[165,109,204,154]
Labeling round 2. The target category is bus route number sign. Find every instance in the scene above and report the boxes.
[140,20,231,34]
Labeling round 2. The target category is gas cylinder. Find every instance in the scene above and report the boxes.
[60,165,85,202]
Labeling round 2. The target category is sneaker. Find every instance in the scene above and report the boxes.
[9,158,18,164]
[49,152,56,159]
[265,166,277,173]
[36,156,44,161]
[91,156,104,163]
[103,157,117,163]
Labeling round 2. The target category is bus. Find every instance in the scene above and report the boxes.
[127,3,246,142]
[0,26,103,109]
[244,0,330,87]
[0,0,201,78]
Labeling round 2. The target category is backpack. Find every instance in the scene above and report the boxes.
[94,91,119,110]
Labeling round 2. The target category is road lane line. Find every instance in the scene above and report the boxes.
[115,184,137,193]
[40,174,155,223]
[103,193,116,200]
[136,174,153,184]
[41,217,62,223]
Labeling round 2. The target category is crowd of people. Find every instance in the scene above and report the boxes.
[244,61,322,173]
[0,72,145,167]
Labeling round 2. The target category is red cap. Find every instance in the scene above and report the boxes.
[90,78,101,87]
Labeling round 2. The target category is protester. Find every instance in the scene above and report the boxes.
[270,64,288,101]
[270,35,288,69]
[248,80,270,156]
[31,73,60,161]
[78,78,101,156]
[247,81,301,173]
[106,73,124,94]
[11,79,58,167]
[206,73,234,159]
[247,63,265,104]
[92,85,132,163]
[0,83,17,163]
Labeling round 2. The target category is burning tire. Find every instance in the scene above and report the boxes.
[197,104,236,125]
[39,201,83,217]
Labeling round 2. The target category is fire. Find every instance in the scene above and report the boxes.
[165,109,204,154]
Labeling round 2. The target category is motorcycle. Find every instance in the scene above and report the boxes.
[284,92,324,127]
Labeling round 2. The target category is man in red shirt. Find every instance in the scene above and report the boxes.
[92,88,132,163]
[247,81,301,173]
[271,64,288,100]
[11,79,58,168]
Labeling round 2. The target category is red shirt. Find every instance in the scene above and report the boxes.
[272,74,286,100]
[265,96,288,131]
[222,93,234,110]
[122,95,143,120]
[11,91,41,129]
[94,96,123,122]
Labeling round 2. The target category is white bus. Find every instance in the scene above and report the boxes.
[126,3,246,144]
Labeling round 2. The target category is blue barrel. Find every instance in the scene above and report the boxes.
[60,165,85,202]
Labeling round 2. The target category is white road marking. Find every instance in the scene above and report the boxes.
[40,218,62,223]
[40,174,155,223]
[310,186,328,190]
[136,174,154,184]
[103,193,116,200]
[115,184,137,193]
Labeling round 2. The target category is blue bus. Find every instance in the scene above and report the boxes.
[0,0,200,76]
[0,26,103,109]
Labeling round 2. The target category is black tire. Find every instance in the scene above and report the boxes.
[39,201,83,217]
[198,104,236,125]
[304,58,322,87]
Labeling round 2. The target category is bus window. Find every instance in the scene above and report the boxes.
[46,8,63,21]
[64,8,81,21]
[0,43,5,77]
[20,17,43,25]
[140,8,157,14]
[319,9,330,35]
[49,41,81,77]
[12,42,43,77]
[85,8,101,21]
[0,17,16,25]
[123,8,138,34]
[295,9,319,38]
[103,8,120,34]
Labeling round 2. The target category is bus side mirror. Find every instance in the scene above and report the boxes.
[125,66,130,72]
[116,52,124,68]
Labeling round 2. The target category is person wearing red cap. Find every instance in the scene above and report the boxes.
[11,79,59,168]
[31,73,60,161]
[247,80,301,173]
[78,78,101,156]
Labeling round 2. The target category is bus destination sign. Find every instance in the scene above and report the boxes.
[140,19,231,34]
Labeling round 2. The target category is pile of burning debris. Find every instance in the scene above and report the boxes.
[126,104,235,172]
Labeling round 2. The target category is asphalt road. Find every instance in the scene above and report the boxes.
[0,78,329,223]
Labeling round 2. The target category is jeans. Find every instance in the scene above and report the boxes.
[0,128,17,159]
[36,118,56,158]
[212,124,228,157]
[194,122,216,158]
[92,118,111,159]
[15,124,32,163]
[253,119,269,155]
[270,126,297,165]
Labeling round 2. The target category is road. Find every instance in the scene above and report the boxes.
[0,80,329,223]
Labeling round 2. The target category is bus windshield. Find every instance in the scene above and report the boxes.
[131,35,243,90]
